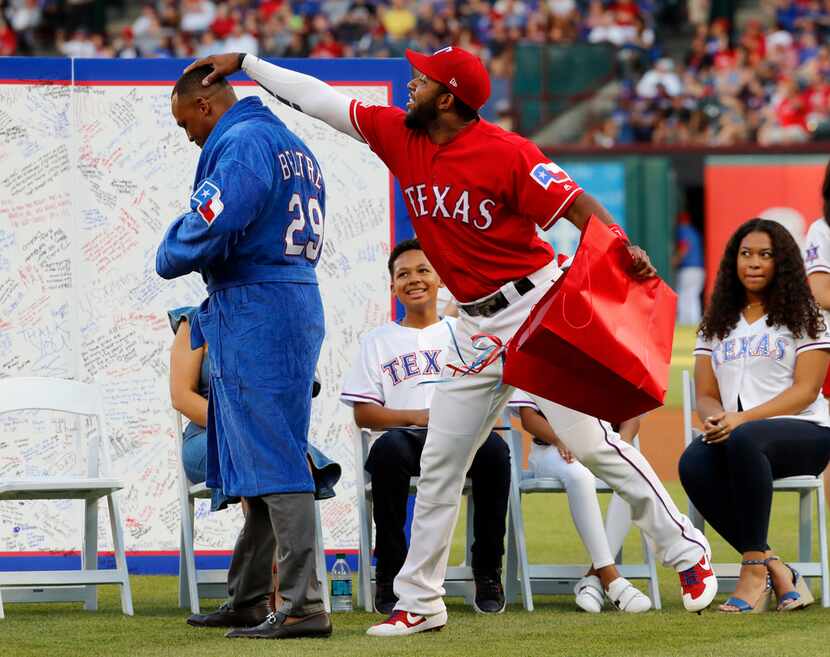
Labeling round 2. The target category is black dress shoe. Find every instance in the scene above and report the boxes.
[186,601,271,628]
[226,611,332,639]
[374,581,398,615]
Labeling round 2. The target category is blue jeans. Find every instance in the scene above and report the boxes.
[182,424,341,509]
[182,425,238,512]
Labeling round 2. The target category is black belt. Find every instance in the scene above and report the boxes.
[458,277,535,318]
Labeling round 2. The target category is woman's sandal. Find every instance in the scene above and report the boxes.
[718,559,774,614]
[767,556,815,612]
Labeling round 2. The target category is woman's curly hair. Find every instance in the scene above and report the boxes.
[699,218,824,341]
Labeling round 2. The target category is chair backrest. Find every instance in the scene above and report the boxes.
[0,377,107,478]
[0,377,105,417]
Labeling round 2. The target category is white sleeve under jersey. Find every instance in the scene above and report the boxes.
[241,54,364,142]
[804,218,830,276]
[693,313,830,425]
[507,389,539,414]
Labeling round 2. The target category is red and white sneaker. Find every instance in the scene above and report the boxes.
[679,553,718,612]
[366,609,448,637]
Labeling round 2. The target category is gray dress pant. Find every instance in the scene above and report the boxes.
[226,492,324,617]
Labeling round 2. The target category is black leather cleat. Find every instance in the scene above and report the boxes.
[187,601,271,628]
[226,611,333,639]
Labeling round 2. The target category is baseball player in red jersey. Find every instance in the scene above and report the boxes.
[187,47,717,635]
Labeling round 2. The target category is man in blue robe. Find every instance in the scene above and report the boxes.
[156,65,330,640]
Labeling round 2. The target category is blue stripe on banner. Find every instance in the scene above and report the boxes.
[0,57,71,81]
[0,551,361,575]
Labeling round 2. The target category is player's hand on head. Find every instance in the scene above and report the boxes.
[627,245,657,278]
[183,53,243,86]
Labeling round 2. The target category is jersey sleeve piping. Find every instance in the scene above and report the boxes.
[340,392,384,406]
[539,187,584,231]
[349,99,368,143]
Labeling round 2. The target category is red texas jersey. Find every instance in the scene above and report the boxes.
[349,100,583,302]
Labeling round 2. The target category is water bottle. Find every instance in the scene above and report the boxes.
[330,553,353,612]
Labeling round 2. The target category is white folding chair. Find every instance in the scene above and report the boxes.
[504,427,661,611]
[354,425,517,612]
[682,369,830,606]
[0,377,133,619]
[175,411,330,614]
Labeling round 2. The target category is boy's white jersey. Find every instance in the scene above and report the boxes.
[694,314,830,425]
[340,317,458,410]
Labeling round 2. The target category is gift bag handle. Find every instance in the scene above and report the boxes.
[561,246,594,330]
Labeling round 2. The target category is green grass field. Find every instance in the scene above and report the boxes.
[4,483,830,657]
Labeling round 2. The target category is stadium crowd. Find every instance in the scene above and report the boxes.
[2,0,830,145]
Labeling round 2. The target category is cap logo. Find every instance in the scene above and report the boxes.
[449,77,458,87]
[433,46,453,55]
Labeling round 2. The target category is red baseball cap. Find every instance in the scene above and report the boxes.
[405,46,491,111]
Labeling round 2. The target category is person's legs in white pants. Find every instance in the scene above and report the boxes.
[528,444,650,612]
[528,444,615,568]
[605,492,632,559]
[391,314,514,617]
[530,397,708,572]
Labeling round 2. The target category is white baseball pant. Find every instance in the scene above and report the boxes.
[393,263,709,616]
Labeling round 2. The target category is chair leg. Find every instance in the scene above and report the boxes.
[464,494,475,605]
[509,489,533,612]
[314,502,330,613]
[639,530,662,610]
[504,506,519,604]
[180,495,200,615]
[82,497,99,611]
[357,491,374,612]
[799,489,813,565]
[106,493,134,616]
[816,479,830,608]
[0,588,5,619]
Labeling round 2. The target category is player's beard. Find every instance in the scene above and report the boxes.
[404,99,439,131]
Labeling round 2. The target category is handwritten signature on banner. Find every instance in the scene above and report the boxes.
[0,80,393,554]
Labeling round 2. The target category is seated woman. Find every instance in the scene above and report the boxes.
[168,306,340,511]
[511,392,651,613]
[679,218,830,613]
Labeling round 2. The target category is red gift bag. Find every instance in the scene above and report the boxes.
[503,216,677,424]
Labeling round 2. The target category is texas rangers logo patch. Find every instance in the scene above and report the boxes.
[191,180,224,225]
[530,162,571,190]
[806,242,819,264]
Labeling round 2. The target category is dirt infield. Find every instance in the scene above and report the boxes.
[638,407,689,481]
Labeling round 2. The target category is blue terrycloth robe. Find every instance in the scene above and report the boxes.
[157,97,326,497]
